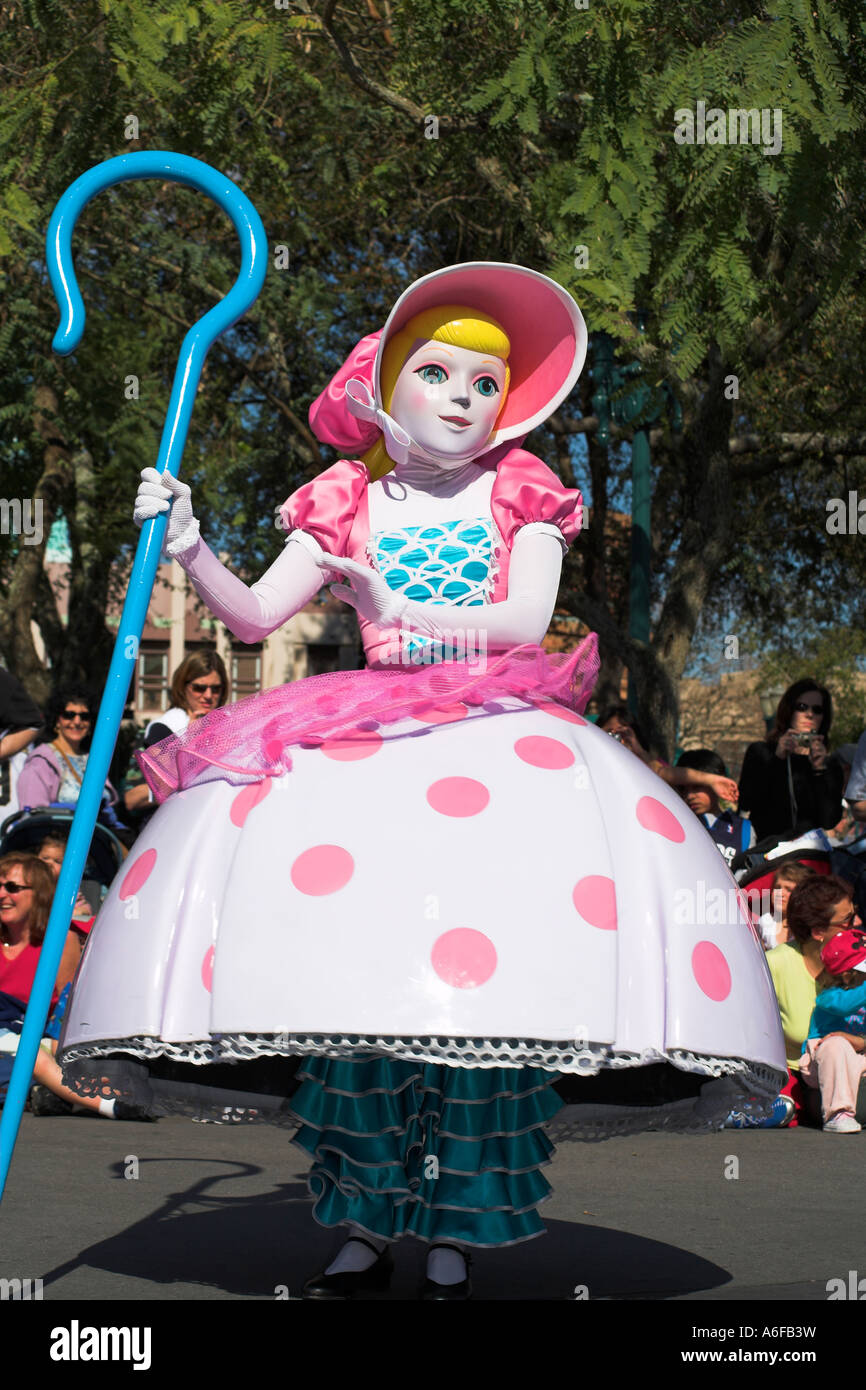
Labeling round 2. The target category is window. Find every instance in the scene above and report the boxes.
[231,649,262,700]
[137,648,168,712]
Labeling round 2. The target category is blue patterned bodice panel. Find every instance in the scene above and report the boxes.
[368,517,498,662]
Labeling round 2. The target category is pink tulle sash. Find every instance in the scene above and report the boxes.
[138,637,599,803]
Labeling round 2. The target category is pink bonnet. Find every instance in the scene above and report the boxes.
[307,263,587,462]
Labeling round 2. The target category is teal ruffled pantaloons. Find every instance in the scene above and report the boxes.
[290,1056,563,1247]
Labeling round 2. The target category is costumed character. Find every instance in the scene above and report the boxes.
[58,263,787,1299]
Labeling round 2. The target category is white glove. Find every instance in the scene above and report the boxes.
[133,467,200,558]
[320,553,410,628]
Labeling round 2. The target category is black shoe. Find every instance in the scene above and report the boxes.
[29,1085,74,1117]
[114,1101,157,1122]
[419,1243,473,1300]
[303,1238,393,1300]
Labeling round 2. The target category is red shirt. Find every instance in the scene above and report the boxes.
[0,943,59,1007]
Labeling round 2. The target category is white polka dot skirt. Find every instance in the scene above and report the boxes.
[59,695,788,1131]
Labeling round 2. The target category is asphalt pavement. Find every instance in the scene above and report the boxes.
[0,1112,862,1302]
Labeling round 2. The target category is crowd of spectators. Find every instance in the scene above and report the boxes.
[2,662,866,1131]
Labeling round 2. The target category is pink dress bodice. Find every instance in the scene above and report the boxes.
[278,451,583,667]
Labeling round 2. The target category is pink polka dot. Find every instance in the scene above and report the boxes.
[426,777,490,817]
[411,702,468,725]
[320,729,384,762]
[572,875,617,930]
[291,844,354,896]
[692,941,732,1001]
[230,779,272,828]
[514,735,575,769]
[431,928,497,989]
[201,946,215,993]
[636,796,686,843]
[532,700,588,726]
[120,848,157,900]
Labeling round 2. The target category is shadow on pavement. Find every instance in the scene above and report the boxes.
[40,1157,732,1301]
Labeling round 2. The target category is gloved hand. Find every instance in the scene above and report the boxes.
[319,552,409,628]
[133,468,200,558]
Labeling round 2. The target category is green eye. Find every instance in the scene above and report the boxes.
[474,376,499,397]
[417,364,448,385]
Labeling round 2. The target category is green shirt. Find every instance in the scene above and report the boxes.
[766,942,817,1071]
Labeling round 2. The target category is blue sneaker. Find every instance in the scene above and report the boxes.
[723,1095,795,1129]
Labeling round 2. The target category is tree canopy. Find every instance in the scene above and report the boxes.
[0,0,864,751]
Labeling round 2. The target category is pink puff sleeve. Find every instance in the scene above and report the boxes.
[490,449,584,552]
[277,459,369,558]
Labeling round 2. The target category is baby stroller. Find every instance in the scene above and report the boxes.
[731,826,866,922]
[0,806,127,915]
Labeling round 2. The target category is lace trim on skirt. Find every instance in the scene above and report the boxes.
[59,1029,782,1081]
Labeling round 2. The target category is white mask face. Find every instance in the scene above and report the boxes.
[388,339,507,465]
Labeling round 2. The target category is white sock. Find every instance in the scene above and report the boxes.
[324,1231,386,1275]
[427,1244,467,1285]
[98,1099,116,1118]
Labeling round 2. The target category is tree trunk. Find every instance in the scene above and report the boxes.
[0,386,71,702]
[646,345,736,756]
[63,446,115,690]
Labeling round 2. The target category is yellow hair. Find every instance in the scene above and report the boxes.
[362,304,511,480]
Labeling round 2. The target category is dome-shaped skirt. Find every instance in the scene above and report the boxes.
[59,693,787,1242]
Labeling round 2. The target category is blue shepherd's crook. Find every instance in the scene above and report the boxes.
[0,152,267,1201]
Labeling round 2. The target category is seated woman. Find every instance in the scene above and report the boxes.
[765,874,854,1124]
[799,926,866,1133]
[144,651,229,747]
[0,853,145,1120]
[17,687,120,819]
[123,653,230,822]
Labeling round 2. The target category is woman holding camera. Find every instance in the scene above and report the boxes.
[738,679,843,845]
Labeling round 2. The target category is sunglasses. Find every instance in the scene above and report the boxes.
[60,710,91,721]
[0,881,32,895]
[835,909,861,929]
[188,682,222,695]
[793,701,823,714]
